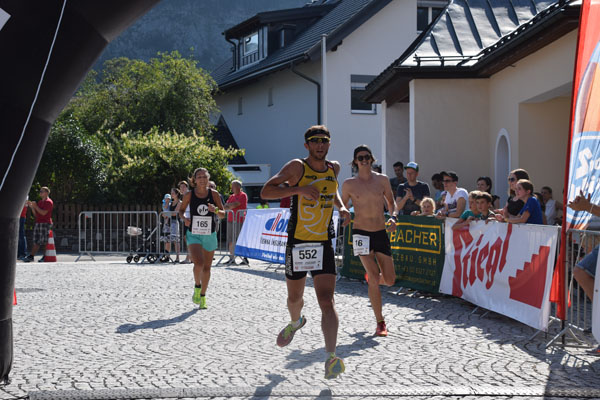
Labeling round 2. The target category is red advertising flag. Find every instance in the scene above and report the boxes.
[551,0,600,319]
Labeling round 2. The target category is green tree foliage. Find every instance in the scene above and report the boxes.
[66,51,218,136]
[102,127,242,203]
[33,118,106,204]
[33,52,241,205]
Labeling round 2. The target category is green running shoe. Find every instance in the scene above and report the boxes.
[324,355,345,379]
[276,315,306,347]
[192,287,202,305]
[199,296,207,310]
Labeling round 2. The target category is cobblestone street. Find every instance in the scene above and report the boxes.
[2,259,600,399]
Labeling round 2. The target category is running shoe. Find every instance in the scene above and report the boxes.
[199,296,207,310]
[192,287,202,305]
[324,355,345,379]
[276,315,306,347]
[375,320,388,337]
[22,255,33,263]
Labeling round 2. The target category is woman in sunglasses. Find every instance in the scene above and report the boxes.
[495,168,529,219]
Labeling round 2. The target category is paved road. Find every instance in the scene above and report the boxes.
[2,257,600,399]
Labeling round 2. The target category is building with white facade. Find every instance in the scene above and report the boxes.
[212,0,446,183]
[364,0,580,204]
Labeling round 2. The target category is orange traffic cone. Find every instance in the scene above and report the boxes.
[44,230,57,262]
[13,289,16,306]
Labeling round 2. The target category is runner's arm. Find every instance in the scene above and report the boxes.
[210,190,226,219]
[331,162,350,225]
[261,160,312,200]
[179,192,191,222]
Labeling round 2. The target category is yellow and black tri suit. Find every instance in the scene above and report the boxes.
[285,159,338,279]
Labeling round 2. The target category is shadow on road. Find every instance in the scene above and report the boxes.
[250,373,286,399]
[115,309,198,333]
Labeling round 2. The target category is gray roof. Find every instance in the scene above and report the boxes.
[364,0,579,102]
[212,0,393,90]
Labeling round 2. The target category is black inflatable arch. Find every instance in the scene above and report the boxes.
[0,0,160,381]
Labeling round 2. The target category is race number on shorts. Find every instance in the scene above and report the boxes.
[292,243,324,272]
[192,216,212,235]
[352,234,370,256]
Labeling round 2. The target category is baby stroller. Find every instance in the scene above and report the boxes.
[126,225,159,263]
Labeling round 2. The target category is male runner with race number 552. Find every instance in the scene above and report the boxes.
[261,125,350,379]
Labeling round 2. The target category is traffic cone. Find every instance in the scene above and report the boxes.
[13,289,16,306]
[44,230,57,262]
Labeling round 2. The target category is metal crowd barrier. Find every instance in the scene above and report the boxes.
[76,211,160,262]
[543,228,598,347]
[216,209,244,265]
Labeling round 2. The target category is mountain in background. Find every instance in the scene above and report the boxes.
[95,0,309,73]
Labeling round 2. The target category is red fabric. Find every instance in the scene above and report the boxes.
[279,196,291,208]
[35,198,53,224]
[20,205,27,218]
[226,192,247,222]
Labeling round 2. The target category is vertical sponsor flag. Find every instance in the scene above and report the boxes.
[551,0,600,319]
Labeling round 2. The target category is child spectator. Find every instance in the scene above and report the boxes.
[452,191,481,230]
[476,192,495,221]
[498,179,543,224]
[23,187,53,262]
[411,197,435,216]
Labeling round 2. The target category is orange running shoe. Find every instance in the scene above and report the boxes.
[375,320,388,337]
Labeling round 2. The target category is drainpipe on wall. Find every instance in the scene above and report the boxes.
[291,61,321,125]
[225,37,237,71]
[321,34,327,127]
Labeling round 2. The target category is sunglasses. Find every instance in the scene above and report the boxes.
[306,136,330,144]
[508,177,516,182]
[356,154,372,162]
[442,179,454,183]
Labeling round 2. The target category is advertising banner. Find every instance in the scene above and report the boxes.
[440,219,559,330]
[340,215,445,293]
[235,208,338,264]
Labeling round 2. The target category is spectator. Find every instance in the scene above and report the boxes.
[500,168,530,217]
[534,192,548,224]
[389,161,407,193]
[437,171,468,218]
[476,192,496,221]
[567,191,600,355]
[23,187,53,262]
[257,199,270,209]
[411,197,435,216]
[372,164,382,173]
[431,173,445,210]
[541,186,562,225]
[18,196,28,260]
[160,193,171,261]
[394,162,430,216]
[178,180,191,264]
[497,179,543,224]
[452,191,481,230]
[165,188,182,263]
[223,180,248,265]
[279,182,291,208]
[476,176,500,209]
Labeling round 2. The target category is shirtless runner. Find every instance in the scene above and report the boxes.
[341,145,397,336]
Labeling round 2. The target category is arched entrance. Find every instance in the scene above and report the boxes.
[495,129,511,206]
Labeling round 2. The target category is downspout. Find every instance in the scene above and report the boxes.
[290,60,321,125]
[225,37,237,70]
[321,34,327,127]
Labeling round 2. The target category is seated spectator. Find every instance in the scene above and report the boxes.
[541,186,562,225]
[497,179,543,224]
[431,173,445,210]
[476,192,496,221]
[476,176,500,209]
[411,197,435,216]
[395,162,430,216]
[436,171,468,218]
[452,191,481,230]
[497,168,530,217]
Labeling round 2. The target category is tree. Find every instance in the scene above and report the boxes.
[102,127,243,203]
[33,117,106,204]
[66,51,219,136]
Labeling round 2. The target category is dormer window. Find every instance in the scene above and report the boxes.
[417,0,447,32]
[243,32,259,56]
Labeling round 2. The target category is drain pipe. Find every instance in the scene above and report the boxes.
[291,60,321,125]
[225,37,237,70]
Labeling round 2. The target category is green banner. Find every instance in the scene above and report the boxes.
[340,215,445,293]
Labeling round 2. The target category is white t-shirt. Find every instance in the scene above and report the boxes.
[545,199,557,225]
[444,188,469,214]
